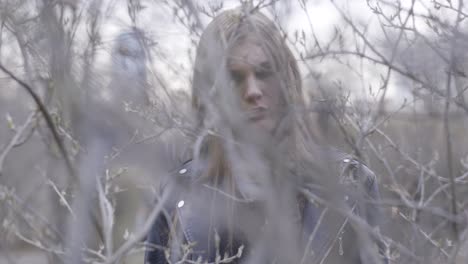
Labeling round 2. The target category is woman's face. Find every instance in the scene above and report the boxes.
[227,37,283,134]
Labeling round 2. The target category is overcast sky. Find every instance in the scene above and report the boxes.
[96,0,418,108]
[1,0,454,111]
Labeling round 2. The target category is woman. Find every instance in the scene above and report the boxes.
[145,6,386,264]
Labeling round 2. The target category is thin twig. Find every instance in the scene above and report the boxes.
[46,179,76,219]
[0,110,37,176]
[0,63,76,180]
[104,190,170,263]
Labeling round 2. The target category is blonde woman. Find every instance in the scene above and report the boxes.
[145,6,386,264]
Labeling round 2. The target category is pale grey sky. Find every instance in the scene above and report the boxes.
[97,0,409,107]
[1,0,453,111]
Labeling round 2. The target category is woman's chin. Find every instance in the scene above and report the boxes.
[250,118,275,135]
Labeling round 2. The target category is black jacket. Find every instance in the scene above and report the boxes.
[145,156,387,264]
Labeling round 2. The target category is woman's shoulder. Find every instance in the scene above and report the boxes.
[161,156,207,185]
[316,146,378,195]
[340,155,377,188]
[155,159,197,209]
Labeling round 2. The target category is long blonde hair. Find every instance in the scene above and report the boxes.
[187,8,336,261]
[190,6,319,197]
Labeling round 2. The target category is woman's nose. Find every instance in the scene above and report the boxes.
[244,75,262,104]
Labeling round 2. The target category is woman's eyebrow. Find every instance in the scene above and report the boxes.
[258,61,272,71]
[226,56,245,68]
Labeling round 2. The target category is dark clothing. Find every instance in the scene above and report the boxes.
[145,156,386,264]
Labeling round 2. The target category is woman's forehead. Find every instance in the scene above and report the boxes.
[227,41,268,66]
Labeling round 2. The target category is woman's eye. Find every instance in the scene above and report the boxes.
[255,70,271,79]
[230,71,243,83]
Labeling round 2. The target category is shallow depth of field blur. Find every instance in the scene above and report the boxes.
[1,0,468,263]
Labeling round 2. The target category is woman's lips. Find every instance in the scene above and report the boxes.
[247,108,267,122]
